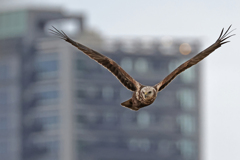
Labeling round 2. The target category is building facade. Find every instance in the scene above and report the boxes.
[0,9,201,160]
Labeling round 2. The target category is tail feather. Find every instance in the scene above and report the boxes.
[121,98,138,111]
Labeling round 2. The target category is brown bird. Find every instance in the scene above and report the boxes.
[50,25,235,111]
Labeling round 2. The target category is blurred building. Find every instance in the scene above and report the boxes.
[0,9,201,160]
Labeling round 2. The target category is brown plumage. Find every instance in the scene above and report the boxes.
[50,25,235,111]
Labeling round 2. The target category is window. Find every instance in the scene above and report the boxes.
[36,59,59,80]
[178,139,196,159]
[86,112,98,124]
[0,11,27,39]
[77,140,86,151]
[103,112,118,125]
[134,58,148,73]
[0,65,8,80]
[36,90,59,105]
[180,67,195,83]
[158,140,174,155]
[86,86,98,98]
[0,117,7,130]
[37,60,58,72]
[119,88,132,101]
[76,88,86,99]
[76,59,86,72]
[37,116,59,130]
[102,86,114,100]
[177,114,196,135]
[76,86,100,101]
[156,91,175,108]
[159,116,176,133]
[0,142,7,154]
[168,59,177,72]
[128,138,150,152]
[168,58,187,73]
[177,89,196,110]
[120,57,133,73]
[46,141,59,152]
[0,92,7,106]
[36,141,59,152]
[121,111,134,125]
[77,112,100,126]
[137,111,150,128]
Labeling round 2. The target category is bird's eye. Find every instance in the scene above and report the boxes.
[148,91,152,94]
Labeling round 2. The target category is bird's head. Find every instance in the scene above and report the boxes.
[141,86,157,100]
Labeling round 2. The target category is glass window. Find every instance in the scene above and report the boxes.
[0,142,7,154]
[168,58,187,72]
[128,139,138,151]
[120,57,133,73]
[76,88,86,99]
[103,112,117,125]
[0,92,7,106]
[0,65,8,80]
[137,111,150,128]
[76,86,100,100]
[37,60,58,72]
[46,141,59,152]
[77,113,100,126]
[0,11,27,39]
[168,59,177,72]
[76,59,86,72]
[156,91,175,108]
[77,115,87,125]
[177,114,196,135]
[0,117,7,130]
[158,140,174,155]
[134,58,148,73]
[180,67,195,83]
[128,138,150,152]
[86,112,98,124]
[37,116,59,130]
[36,90,59,105]
[178,139,196,159]
[86,86,98,98]
[121,111,134,125]
[36,141,59,153]
[36,60,58,80]
[119,88,132,101]
[102,86,114,100]
[177,89,196,110]
[159,116,176,133]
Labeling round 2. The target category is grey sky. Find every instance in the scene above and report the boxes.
[1,0,240,160]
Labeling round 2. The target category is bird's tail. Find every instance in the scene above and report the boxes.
[121,98,139,111]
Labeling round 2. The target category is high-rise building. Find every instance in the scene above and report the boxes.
[0,9,201,160]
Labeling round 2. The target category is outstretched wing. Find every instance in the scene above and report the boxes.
[50,27,141,91]
[154,25,235,92]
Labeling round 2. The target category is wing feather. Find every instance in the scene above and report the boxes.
[154,25,235,92]
[50,27,141,91]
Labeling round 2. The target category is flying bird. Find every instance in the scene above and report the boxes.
[50,25,235,111]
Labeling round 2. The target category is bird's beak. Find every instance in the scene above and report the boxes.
[144,92,147,98]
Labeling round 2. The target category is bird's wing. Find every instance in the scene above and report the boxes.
[50,27,141,91]
[154,25,235,92]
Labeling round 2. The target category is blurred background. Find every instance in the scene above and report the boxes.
[0,0,239,160]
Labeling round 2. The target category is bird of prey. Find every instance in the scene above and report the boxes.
[50,25,235,111]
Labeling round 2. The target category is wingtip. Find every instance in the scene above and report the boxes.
[48,26,69,41]
[217,25,236,43]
